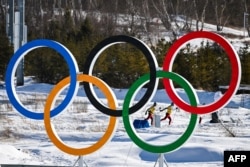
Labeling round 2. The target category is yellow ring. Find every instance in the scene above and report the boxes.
[44,74,117,155]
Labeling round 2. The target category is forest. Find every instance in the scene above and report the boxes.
[1,0,250,91]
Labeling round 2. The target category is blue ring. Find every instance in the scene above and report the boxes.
[5,40,79,120]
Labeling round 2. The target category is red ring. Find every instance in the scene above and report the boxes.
[163,31,241,114]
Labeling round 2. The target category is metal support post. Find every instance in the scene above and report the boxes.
[154,153,168,167]
[79,156,84,167]
[6,0,26,86]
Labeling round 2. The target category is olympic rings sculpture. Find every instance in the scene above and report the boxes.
[5,31,241,156]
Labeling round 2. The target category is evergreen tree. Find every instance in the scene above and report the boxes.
[151,38,172,66]
[61,9,76,43]
[151,39,173,89]
[93,43,150,88]
[239,44,250,85]
[152,39,232,91]
[76,17,94,41]
[76,17,102,73]
[24,48,68,84]
[195,41,217,89]
[24,11,75,84]
[193,41,231,90]
[174,44,194,88]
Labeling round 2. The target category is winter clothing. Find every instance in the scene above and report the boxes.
[199,116,202,124]
[144,103,157,125]
[160,103,174,125]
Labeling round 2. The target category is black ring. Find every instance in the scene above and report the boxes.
[83,35,158,116]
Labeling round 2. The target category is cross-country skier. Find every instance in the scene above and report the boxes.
[144,102,157,125]
[160,102,174,125]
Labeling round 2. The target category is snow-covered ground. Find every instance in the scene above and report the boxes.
[0,76,250,166]
[1,12,250,166]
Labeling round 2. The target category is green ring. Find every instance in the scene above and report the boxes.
[122,71,198,153]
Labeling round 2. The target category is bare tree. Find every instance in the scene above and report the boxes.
[93,0,119,36]
[140,0,154,45]
[179,0,193,32]
[87,0,105,10]
[170,0,194,34]
[151,0,173,33]
[212,0,230,31]
[68,0,76,26]
[0,0,6,28]
[243,0,250,37]
[77,0,84,21]
[123,0,141,35]
[151,0,190,39]
[192,0,209,31]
